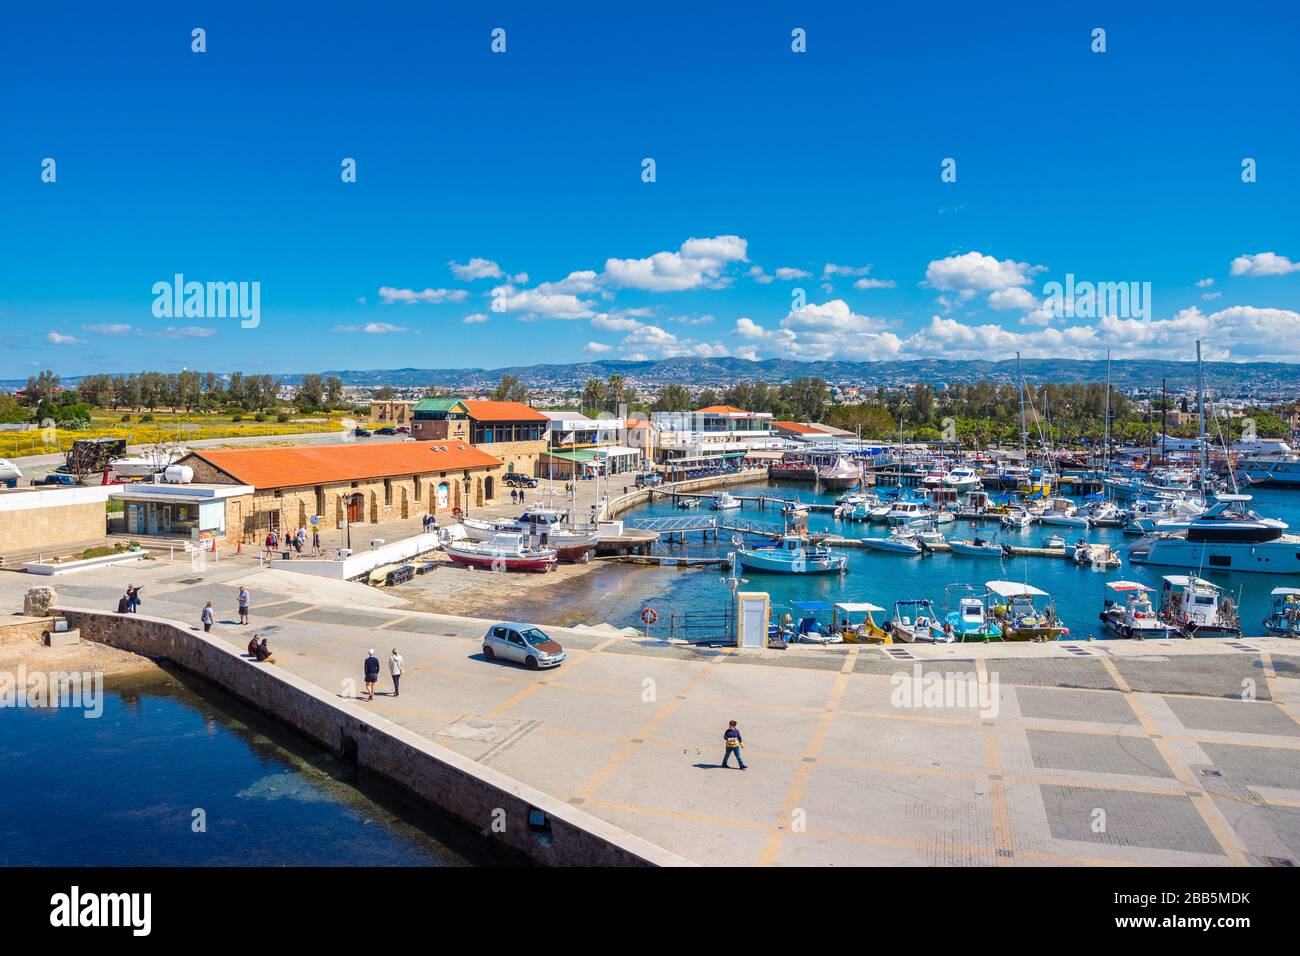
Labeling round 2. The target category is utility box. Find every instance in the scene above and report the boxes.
[735,591,770,649]
[44,628,80,647]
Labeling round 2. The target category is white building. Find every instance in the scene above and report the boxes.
[649,405,779,468]
[539,411,642,477]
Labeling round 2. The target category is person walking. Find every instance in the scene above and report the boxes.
[721,720,747,769]
[363,649,381,701]
[264,530,276,559]
[200,601,214,632]
[312,525,321,553]
[237,586,250,625]
[126,585,142,613]
[388,648,405,697]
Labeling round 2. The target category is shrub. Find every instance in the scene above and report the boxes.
[276,413,290,423]
[120,414,132,422]
[139,413,154,423]
[253,412,267,423]
[231,414,243,422]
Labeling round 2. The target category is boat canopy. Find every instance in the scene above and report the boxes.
[985,580,1049,599]
[1106,580,1154,593]
[792,600,835,612]
[1270,587,1300,596]
[835,602,886,613]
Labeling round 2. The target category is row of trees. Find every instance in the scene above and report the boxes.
[16,369,348,417]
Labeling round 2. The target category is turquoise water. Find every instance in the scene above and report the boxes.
[612,483,1300,638]
[0,669,506,866]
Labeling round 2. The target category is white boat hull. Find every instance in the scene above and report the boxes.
[862,538,922,554]
[1039,515,1089,528]
[1129,536,1300,575]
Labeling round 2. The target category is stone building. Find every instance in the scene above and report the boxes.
[176,441,504,542]
[368,400,417,427]
[411,398,548,477]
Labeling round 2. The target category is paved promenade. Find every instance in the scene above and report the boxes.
[6,559,1300,867]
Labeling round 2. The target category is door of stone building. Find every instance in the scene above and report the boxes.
[346,493,363,523]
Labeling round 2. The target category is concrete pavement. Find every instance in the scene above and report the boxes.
[6,556,1300,867]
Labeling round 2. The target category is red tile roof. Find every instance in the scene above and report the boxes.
[461,400,549,423]
[184,441,501,490]
[773,421,824,434]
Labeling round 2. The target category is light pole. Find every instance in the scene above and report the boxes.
[336,492,353,552]
[462,474,472,519]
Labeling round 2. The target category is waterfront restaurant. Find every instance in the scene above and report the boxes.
[649,405,779,469]
[539,411,642,478]
[175,441,504,542]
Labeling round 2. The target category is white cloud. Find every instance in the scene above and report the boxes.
[1202,291,1222,301]
[987,287,1039,311]
[535,270,601,295]
[775,267,813,280]
[1195,277,1214,287]
[461,313,490,324]
[158,326,218,338]
[746,266,774,285]
[853,278,897,290]
[823,263,872,278]
[925,251,1042,292]
[47,331,82,345]
[1230,252,1300,277]
[448,258,504,281]
[332,322,409,334]
[603,235,748,291]
[734,317,768,339]
[584,341,613,353]
[83,323,132,335]
[379,286,470,304]
[489,284,595,320]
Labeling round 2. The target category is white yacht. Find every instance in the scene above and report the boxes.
[1037,497,1089,529]
[1128,494,1300,574]
[0,458,22,485]
[943,467,982,492]
[709,491,742,511]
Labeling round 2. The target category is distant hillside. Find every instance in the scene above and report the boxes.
[312,358,1300,393]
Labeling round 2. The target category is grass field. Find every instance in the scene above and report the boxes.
[0,412,348,459]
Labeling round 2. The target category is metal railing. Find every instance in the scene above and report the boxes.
[668,608,733,645]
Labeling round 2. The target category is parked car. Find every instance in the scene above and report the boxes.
[504,473,538,488]
[33,473,79,487]
[374,427,397,435]
[482,623,566,669]
[395,426,410,434]
[353,427,372,437]
[634,472,663,488]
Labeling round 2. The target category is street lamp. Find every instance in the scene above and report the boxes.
[461,474,472,518]
[336,492,354,552]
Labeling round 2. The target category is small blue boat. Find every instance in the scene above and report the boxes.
[734,534,848,574]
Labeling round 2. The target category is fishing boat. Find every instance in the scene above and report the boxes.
[986,580,1067,641]
[446,532,558,573]
[709,491,741,511]
[943,586,1000,641]
[948,536,1005,557]
[1071,541,1121,569]
[1157,575,1241,638]
[1262,587,1300,637]
[462,506,598,562]
[782,601,844,644]
[868,501,895,522]
[1000,509,1033,530]
[676,496,700,509]
[885,500,930,526]
[888,599,948,643]
[818,456,861,491]
[1044,534,1067,550]
[733,534,848,575]
[832,602,891,643]
[1099,581,1177,639]
[862,529,923,554]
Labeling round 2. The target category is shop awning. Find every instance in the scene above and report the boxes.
[542,449,599,463]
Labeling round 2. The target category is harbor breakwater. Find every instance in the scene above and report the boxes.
[55,604,693,868]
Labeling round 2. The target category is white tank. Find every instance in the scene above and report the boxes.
[164,464,194,484]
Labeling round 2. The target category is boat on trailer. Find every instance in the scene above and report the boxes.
[446,532,558,573]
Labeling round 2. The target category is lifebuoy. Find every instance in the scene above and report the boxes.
[641,607,658,625]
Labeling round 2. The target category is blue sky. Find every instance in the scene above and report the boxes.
[2,1,1298,379]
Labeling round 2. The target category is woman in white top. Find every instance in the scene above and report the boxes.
[388,649,405,697]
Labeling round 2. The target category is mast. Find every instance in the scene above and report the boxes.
[1160,378,1167,464]
[1103,350,1111,472]
[1017,352,1027,460]
[1197,339,1207,491]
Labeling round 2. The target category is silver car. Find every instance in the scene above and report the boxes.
[482,622,567,669]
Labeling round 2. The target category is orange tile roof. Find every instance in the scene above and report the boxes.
[773,421,824,434]
[461,400,549,423]
[185,441,501,490]
[695,404,752,415]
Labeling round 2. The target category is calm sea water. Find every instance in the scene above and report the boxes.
[0,669,506,866]
[610,482,1300,638]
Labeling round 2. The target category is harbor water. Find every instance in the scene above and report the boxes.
[0,668,508,866]
[608,483,1300,639]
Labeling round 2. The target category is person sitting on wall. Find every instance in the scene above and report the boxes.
[247,633,261,657]
[255,638,276,665]
[116,591,131,614]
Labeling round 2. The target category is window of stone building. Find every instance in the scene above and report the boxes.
[384,478,393,507]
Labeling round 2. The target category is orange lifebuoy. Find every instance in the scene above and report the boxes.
[641,607,658,625]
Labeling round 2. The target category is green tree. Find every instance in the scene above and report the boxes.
[490,374,529,404]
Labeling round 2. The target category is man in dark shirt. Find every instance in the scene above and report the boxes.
[722,720,746,769]
[363,649,381,700]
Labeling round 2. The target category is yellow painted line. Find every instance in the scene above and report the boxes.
[487,634,623,716]
[1258,652,1300,728]
[1097,655,1132,694]
[571,659,724,802]
[375,616,414,630]
[270,604,319,622]
[1123,693,1249,867]
[836,708,974,727]
[1016,851,1141,867]
[756,669,851,867]
[801,827,997,859]
[841,646,860,674]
